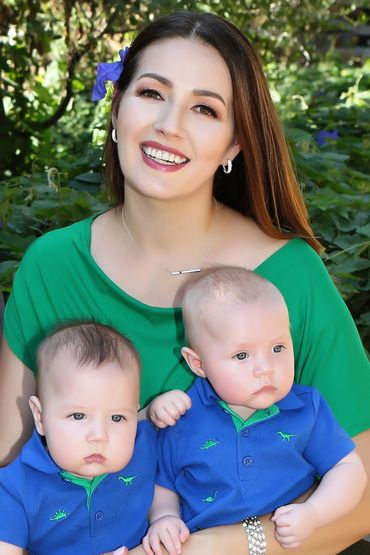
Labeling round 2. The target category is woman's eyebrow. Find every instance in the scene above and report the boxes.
[137,72,226,106]
[137,72,172,87]
[193,89,226,106]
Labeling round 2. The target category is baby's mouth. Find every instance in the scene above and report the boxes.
[84,454,106,464]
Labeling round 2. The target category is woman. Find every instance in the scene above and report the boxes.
[0,11,369,555]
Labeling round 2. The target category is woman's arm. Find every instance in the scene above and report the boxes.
[0,542,24,555]
[0,338,35,467]
[125,430,370,555]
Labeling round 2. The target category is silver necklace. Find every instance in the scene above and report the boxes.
[121,199,219,276]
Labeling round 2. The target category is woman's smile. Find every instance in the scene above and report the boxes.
[140,140,190,172]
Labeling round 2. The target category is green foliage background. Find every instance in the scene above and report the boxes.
[0,0,369,348]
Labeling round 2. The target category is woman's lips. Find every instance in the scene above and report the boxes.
[141,141,189,159]
[140,141,190,172]
[140,149,189,172]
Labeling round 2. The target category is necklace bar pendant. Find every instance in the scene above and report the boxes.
[170,267,202,276]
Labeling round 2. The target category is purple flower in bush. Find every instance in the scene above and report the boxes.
[316,130,339,146]
[91,47,129,101]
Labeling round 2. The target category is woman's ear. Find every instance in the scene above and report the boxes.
[225,137,241,164]
[181,347,206,378]
[29,396,45,436]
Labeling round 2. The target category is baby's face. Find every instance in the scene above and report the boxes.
[196,299,294,419]
[32,353,140,479]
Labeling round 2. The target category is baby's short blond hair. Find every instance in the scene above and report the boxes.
[182,266,286,348]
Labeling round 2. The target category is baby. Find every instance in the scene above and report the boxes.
[143,266,367,555]
[0,321,156,555]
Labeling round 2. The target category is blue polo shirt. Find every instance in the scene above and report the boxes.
[0,421,157,554]
[157,379,355,532]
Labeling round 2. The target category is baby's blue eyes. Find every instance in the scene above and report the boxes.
[69,413,125,422]
[71,413,84,420]
[111,415,125,423]
[233,346,286,359]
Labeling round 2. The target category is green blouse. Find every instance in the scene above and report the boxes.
[4,216,370,436]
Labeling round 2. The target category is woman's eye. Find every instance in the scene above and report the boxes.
[234,352,248,360]
[194,104,219,118]
[111,414,125,423]
[139,88,163,100]
[71,413,85,420]
[273,345,285,353]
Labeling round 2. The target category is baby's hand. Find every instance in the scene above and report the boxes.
[271,501,318,548]
[142,515,190,555]
[148,390,192,428]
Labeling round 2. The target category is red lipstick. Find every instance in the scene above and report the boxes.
[141,141,189,159]
[140,141,190,173]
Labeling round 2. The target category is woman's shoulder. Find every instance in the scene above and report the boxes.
[23,215,95,263]
[256,237,327,283]
[218,207,321,274]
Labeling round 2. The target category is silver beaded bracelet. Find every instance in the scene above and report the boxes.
[242,516,267,555]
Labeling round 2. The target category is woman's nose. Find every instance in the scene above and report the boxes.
[154,102,184,137]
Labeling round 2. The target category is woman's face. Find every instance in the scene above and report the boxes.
[114,37,240,202]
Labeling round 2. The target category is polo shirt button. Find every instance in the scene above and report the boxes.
[241,428,249,437]
[95,511,104,521]
[242,456,253,467]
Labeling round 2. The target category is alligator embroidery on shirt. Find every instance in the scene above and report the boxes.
[277,431,296,442]
[119,475,137,486]
[202,490,217,503]
[200,439,219,450]
[49,509,69,522]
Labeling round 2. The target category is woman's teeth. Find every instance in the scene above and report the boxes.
[142,146,188,165]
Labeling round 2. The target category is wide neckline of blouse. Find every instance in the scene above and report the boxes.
[83,214,301,314]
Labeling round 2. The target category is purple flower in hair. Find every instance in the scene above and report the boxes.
[91,47,129,101]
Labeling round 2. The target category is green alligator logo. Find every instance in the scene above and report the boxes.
[277,431,296,442]
[200,439,219,450]
[202,490,217,503]
[119,475,137,486]
[49,509,69,522]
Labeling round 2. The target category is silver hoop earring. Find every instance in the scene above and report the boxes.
[112,129,118,143]
[222,159,232,174]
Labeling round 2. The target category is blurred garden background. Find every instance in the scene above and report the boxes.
[0,0,369,348]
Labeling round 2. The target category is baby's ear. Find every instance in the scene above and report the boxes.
[181,347,206,378]
[29,396,45,436]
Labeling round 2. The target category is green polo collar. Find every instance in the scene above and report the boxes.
[218,400,279,432]
[60,471,108,510]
